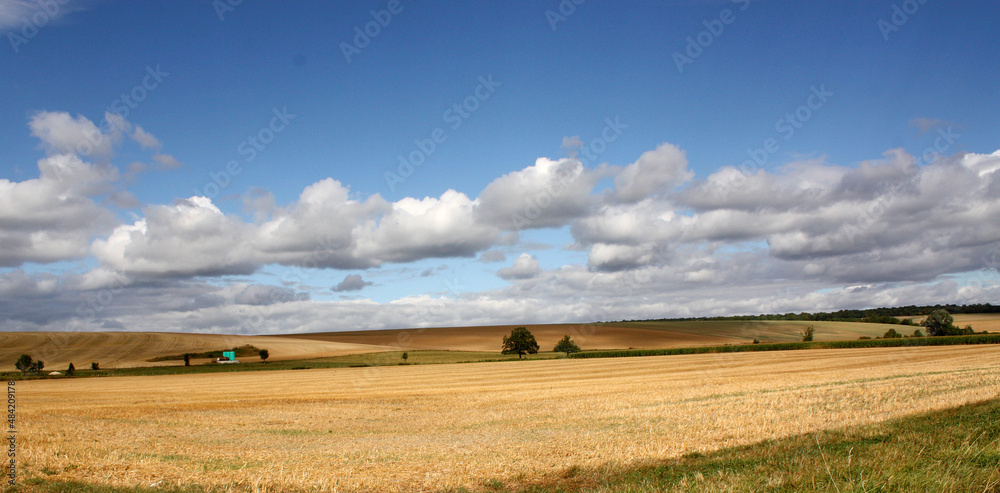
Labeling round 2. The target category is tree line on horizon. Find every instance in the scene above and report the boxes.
[620,303,998,324]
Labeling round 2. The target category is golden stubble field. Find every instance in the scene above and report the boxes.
[16,345,1000,492]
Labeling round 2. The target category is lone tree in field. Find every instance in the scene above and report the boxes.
[801,325,815,342]
[921,309,960,336]
[67,363,75,376]
[502,327,539,359]
[259,349,269,362]
[91,362,99,370]
[401,352,408,362]
[15,354,34,374]
[553,335,581,356]
[883,328,902,339]
[183,353,191,367]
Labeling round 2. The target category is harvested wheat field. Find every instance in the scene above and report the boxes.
[899,313,1000,332]
[948,313,1000,332]
[16,344,1000,492]
[279,322,740,352]
[0,331,393,370]
[281,319,898,353]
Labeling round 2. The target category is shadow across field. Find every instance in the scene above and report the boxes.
[461,398,1000,492]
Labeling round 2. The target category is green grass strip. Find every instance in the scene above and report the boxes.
[569,333,1000,359]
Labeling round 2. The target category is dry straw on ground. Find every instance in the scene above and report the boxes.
[17,345,1000,492]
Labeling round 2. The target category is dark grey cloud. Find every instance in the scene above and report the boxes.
[332,274,373,292]
[478,249,507,263]
[233,284,310,305]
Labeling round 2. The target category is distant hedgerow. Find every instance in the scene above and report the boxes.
[569,334,1000,359]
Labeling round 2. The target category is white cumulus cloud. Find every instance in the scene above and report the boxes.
[497,253,542,280]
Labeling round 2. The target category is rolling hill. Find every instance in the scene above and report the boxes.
[0,331,391,371]
[279,319,912,352]
[4,315,997,371]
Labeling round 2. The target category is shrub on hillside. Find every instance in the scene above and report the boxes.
[15,355,45,374]
[801,325,815,342]
[553,335,581,356]
[15,354,33,374]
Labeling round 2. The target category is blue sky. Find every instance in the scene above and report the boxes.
[1,0,999,334]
